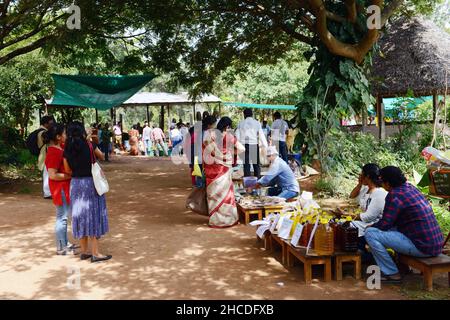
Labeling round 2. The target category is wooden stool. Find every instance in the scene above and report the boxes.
[286,245,332,284]
[271,234,288,265]
[237,204,263,225]
[334,252,361,281]
[398,254,450,291]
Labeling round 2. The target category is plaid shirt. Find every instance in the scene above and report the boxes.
[372,183,444,256]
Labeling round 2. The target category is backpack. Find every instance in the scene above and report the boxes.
[26,128,46,156]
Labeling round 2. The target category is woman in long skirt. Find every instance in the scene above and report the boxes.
[203,116,245,228]
[64,121,111,263]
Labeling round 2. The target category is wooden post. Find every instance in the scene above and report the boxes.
[146,105,150,123]
[110,109,114,123]
[167,104,171,130]
[361,104,367,133]
[95,109,99,124]
[433,93,438,123]
[159,105,165,130]
[377,95,386,140]
[119,114,123,130]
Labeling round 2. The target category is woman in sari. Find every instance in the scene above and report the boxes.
[128,125,140,156]
[203,116,245,228]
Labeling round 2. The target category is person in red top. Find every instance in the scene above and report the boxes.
[44,123,74,255]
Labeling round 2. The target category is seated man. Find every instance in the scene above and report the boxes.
[253,146,300,200]
[365,166,444,283]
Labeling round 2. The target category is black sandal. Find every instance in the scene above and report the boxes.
[80,254,92,260]
[380,274,402,284]
[91,255,112,263]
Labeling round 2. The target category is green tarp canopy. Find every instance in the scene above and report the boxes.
[47,74,156,111]
[223,102,296,110]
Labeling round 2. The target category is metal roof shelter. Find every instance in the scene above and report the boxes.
[120,92,222,130]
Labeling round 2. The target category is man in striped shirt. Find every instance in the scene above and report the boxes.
[365,166,444,283]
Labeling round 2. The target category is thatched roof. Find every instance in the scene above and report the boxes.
[371,16,450,97]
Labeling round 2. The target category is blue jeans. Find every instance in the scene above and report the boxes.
[144,139,152,156]
[55,190,70,251]
[268,187,298,200]
[365,227,430,275]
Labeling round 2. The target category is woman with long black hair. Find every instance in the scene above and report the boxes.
[349,163,388,237]
[43,123,74,255]
[63,122,111,263]
[203,116,245,228]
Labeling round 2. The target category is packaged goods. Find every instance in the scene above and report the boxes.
[314,218,334,256]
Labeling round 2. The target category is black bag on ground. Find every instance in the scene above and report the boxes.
[186,187,209,216]
[26,128,46,156]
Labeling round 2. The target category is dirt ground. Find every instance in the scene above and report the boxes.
[0,156,448,300]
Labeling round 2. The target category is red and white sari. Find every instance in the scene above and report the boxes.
[203,130,243,228]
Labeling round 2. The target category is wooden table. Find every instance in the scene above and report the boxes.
[263,205,285,218]
[237,203,286,225]
[286,245,332,284]
[237,203,263,225]
[270,233,289,265]
[333,251,361,281]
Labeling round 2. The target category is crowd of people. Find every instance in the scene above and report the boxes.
[185,109,301,229]
[30,110,445,282]
[93,119,191,157]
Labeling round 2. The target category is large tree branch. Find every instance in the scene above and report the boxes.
[380,0,404,25]
[0,12,65,50]
[345,0,357,23]
[309,0,383,64]
[0,35,53,65]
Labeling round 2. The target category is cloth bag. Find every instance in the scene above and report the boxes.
[89,143,109,196]
[186,187,208,216]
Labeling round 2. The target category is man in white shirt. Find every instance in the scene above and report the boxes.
[142,121,153,156]
[235,108,268,178]
[271,112,289,162]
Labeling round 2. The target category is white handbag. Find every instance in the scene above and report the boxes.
[89,143,109,196]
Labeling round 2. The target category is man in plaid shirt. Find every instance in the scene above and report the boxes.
[365,166,444,283]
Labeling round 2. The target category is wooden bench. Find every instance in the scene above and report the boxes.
[398,254,450,291]
[333,251,361,281]
[286,245,332,284]
[270,234,288,265]
[237,204,263,225]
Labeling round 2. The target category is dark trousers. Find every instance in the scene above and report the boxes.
[101,143,109,161]
[243,144,261,178]
[273,140,288,162]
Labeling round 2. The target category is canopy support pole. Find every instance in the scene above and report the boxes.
[377,95,386,140]
[110,109,114,123]
[95,109,99,124]
[146,105,150,123]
